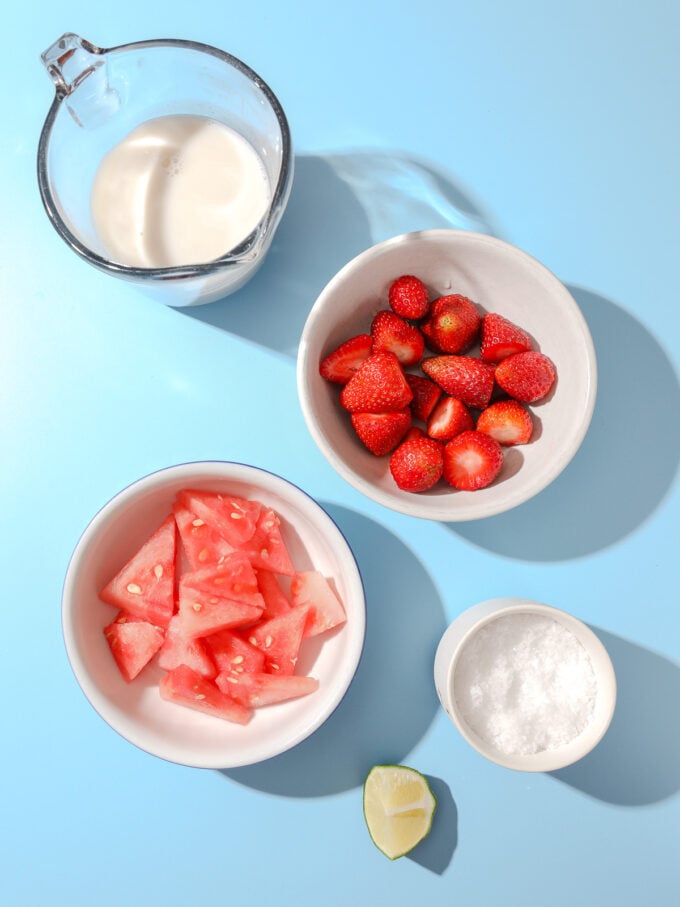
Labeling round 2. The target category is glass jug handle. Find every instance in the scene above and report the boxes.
[41,33,103,98]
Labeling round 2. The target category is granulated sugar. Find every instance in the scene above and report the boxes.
[453,613,597,756]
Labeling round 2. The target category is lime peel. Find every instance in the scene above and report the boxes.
[363,764,437,860]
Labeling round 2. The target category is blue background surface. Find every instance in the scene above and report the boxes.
[3,2,679,904]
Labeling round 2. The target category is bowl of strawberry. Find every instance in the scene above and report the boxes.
[62,462,365,768]
[297,229,596,521]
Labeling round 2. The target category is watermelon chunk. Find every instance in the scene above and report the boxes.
[159,665,252,724]
[256,569,292,619]
[173,504,234,569]
[243,605,310,675]
[215,672,319,707]
[204,629,265,676]
[157,614,217,678]
[103,612,165,682]
[290,571,347,638]
[239,508,295,576]
[177,490,261,547]
[180,553,264,609]
[178,580,263,638]
[100,514,177,628]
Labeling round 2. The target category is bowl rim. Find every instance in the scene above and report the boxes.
[296,228,598,521]
[61,460,366,768]
[434,597,617,772]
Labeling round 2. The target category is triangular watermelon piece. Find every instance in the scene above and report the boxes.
[180,552,264,609]
[256,569,292,619]
[176,490,261,547]
[242,605,310,675]
[100,514,177,628]
[239,508,295,576]
[215,671,319,707]
[173,503,234,569]
[157,614,217,678]
[159,665,252,724]
[290,570,347,637]
[103,612,165,682]
[178,581,263,638]
[204,629,265,676]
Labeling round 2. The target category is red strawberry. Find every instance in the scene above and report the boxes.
[350,409,412,456]
[371,310,424,367]
[406,373,442,422]
[443,430,504,491]
[476,400,533,445]
[319,333,373,384]
[420,295,480,353]
[388,275,430,320]
[480,313,532,363]
[421,355,496,409]
[389,437,444,492]
[403,425,427,442]
[427,396,474,442]
[340,351,413,412]
[495,351,556,403]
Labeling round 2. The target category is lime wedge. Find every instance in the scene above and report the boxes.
[363,764,437,860]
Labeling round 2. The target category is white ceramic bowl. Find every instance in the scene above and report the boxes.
[434,598,616,771]
[62,462,365,768]
[297,229,597,521]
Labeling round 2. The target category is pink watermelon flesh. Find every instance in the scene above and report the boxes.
[157,614,217,678]
[215,672,319,707]
[159,665,252,724]
[243,605,310,676]
[177,490,261,547]
[178,581,263,638]
[180,553,264,609]
[290,570,347,638]
[204,629,265,676]
[173,504,234,569]
[238,508,295,576]
[256,569,292,619]
[100,514,177,628]
[103,612,165,682]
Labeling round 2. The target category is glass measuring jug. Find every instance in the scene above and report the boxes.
[37,34,293,306]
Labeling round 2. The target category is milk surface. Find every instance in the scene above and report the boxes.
[91,115,271,268]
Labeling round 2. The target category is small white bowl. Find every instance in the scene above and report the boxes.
[434,598,616,771]
[297,229,597,521]
[62,462,365,768]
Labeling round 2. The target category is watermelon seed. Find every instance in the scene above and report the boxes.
[225,676,238,684]
[153,565,164,579]
[248,636,258,646]
[195,694,206,700]
[270,663,280,671]
[230,512,243,520]
[126,583,142,595]
[232,655,244,664]
[265,635,273,648]
[260,549,269,559]
[192,518,205,527]
[192,602,202,612]
[198,549,209,562]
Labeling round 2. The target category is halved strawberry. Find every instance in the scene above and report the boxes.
[421,355,496,409]
[443,430,504,490]
[371,310,425,367]
[476,399,533,446]
[480,313,532,363]
[319,333,373,384]
[420,294,480,353]
[495,351,556,403]
[403,425,427,442]
[388,274,430,320]
[350,409,411,456]
[427,396,474,442]
[406,373,442,422]
[389,437,444,492]
[340,351,413,413]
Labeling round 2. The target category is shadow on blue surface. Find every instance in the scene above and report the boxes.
[221,503,447,796]
[550,628,680,806]
[408,775,458,875]
[184,151,493,356]
[449,289,680,560]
